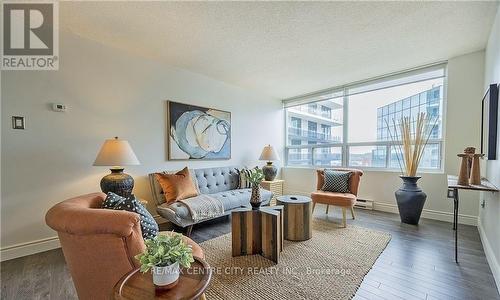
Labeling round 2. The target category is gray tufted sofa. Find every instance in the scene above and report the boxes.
[148,166,272,235]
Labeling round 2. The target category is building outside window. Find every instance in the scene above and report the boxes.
[284,64,445,170]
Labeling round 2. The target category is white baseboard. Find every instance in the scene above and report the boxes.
[478,220,500,294]
[1,236,60,262]
[285,190,478,226]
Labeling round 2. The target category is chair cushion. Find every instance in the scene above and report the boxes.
[322,170,351,193]
[311,190,356,207]
[155,167,199,204]
[102,192,159,240]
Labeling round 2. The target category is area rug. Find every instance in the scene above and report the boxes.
[200,219,391,300]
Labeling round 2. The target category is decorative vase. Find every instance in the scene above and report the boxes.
[395,176,427,225]
[152,262,180,288]
[100,168,134,198]
[250,184,262,209]
[262,162,277,181]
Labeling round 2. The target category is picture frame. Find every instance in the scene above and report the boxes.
[167,100,231,160]
[481,83,498,160]
[12,116,25,130]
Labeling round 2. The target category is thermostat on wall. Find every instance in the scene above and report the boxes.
[52,103,68,112]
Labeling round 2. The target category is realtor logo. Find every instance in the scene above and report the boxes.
[2,1,59,70]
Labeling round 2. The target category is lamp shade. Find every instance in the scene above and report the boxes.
[259,145,280,161]
[93,137,140,166]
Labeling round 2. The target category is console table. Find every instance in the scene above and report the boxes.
[231,206,284,263]
[447,175,498,263]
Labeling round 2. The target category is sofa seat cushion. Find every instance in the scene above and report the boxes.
[311,190,356,207]
[157,188,273,225]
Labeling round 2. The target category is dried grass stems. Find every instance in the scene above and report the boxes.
[385,113,439,177]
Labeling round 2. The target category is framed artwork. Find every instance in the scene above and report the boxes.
[481,83,498,160]
[167,101,231,160]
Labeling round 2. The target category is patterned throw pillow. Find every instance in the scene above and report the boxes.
[321,170,351,193]
[235,167,257,189]
[102,192,159,240]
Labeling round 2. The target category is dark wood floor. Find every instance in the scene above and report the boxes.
[2,206,499,300]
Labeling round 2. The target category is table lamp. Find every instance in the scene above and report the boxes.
[93,137,140,197]
[259,144,280,181]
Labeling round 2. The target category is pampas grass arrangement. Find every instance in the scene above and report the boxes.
[386,113,439,177]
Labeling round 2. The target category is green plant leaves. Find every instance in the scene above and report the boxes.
[135,232,194,273]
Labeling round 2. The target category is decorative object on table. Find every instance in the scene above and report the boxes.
[261,179,284,206]
[470,153,484,185]
[154,167,199,204]
[93,137,140,198]
[386,113,438,225]
[311,169,363,228]
[167,101,231,160]
[231,206,283,263]
[247,168,265,209]
[102,192,158,240]
[135,233,194,288]
[113,257,211,300]
[259,144,280,181]
[276,195,312,241]
[481,83,498,160]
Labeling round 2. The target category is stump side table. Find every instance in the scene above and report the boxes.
[231,206,284,263]
[277,195,312,241]
[112,257,211,300]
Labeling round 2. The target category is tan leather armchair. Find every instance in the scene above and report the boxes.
[45,192,203,300]
[311,169,363,227]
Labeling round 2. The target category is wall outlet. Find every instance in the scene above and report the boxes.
[52,103,68,112]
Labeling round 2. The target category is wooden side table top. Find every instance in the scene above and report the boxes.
[447,175,499,192]
[112,257,211,300]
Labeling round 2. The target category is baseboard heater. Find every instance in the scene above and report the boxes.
[354,198,374,210]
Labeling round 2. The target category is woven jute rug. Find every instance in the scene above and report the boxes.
[200,219,391,300]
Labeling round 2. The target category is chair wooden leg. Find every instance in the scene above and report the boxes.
[350,207,356,219]
[326,204,330,215]
[312,202,316,213]
[199,293,206,300]
[342,208,346,228]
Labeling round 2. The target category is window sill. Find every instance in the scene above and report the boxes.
[282,165,445,175]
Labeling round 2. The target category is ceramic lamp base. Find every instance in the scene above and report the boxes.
[262,162,277,181]
[100,168,134,198]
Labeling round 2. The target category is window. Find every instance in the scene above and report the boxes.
[284,64,446,171]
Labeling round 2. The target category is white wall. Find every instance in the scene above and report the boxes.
[283,50,485,226]
[0,32,283,260]
[480,4,500,292]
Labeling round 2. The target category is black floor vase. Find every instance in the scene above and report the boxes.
[395,176,427,225]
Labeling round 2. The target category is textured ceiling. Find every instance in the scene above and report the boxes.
[60,1,497,99]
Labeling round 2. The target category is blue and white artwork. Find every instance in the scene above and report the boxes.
[168,101,231,160]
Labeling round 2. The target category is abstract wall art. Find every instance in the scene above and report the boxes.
[167,101,231,160]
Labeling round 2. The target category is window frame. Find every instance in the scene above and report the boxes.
[283,62,447,173]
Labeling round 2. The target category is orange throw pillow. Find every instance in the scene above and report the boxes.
[155,167,199,204]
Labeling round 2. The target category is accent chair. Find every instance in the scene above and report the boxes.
[45,192,203,300]
[311,168,363,227]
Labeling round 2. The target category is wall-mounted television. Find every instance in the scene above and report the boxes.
[481,83,499,160]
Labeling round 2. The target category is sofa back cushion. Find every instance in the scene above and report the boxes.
[149,166,240,206]
[192,167,240,195]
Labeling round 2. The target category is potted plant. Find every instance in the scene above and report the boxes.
[386,113,438,225]
[247,168,265,209]
[135,233,194,288]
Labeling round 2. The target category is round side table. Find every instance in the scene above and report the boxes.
[276,195,313,241]
[113,257,211,300]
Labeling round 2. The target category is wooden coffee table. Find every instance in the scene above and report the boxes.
[231,206,284,263]
[277,195,313,241]
[112,257,211,300]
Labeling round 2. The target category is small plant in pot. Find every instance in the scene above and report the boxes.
[135,233,194,288]
[386,113,438,225]
[247,168,265,209]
